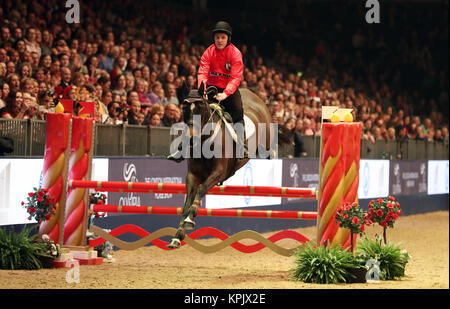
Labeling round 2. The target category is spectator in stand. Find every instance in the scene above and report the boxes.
[150,103,165,121]
[147,81,163,105]
[106,101,124,125]
[1,91,29,119]
[128,100,146,125]
[0,79,8,108]
[54,67,72,98]
[112,74,127,98]
[161,103,179,127]
[7,73,20,92]
[149,112,162,127]
[97,42,113,73]
[164,83,179,106]
[303,118,314,136]
[134,78,151,108]
[37,90,55,117]
[433,129,444,142]
[441,126,449,143]
[415,125,427,141]
[125,74,135,93]
[387,127,396,141]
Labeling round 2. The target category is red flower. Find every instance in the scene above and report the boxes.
[45,213,52,220]
[381,220,388,227]
[352,217,360,225]
[360,224,365,232]
[21,201,24,206]
[37,190,44,197]
[377,198,383,204]
[396,202,400,208]
[376,209,384,216]
[387,203,394,209]
[29,207,36,214]
[388,211,394,217]
[37,197,43,202]
[388,196,395,201]
[398,209,402,215]
[102,194,106,199]
[28,192,34,197]
[343,214,349,219]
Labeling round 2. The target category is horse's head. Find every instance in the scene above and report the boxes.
[178,82,218,129]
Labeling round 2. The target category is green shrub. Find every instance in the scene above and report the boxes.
[357,236,410,280]
[291,241,362,284]
[0,226,44,270]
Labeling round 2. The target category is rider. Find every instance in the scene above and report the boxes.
[167,21,247,162]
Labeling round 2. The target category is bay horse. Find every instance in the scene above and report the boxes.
[167,82,276,248]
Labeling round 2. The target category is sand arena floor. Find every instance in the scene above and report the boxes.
[0,211,448,289]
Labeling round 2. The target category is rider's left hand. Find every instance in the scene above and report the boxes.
[214,93,228,102]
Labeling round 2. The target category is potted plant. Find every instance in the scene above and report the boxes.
[366,196,402,244]
[21,187,56,224]
[0,226,43,270]
[291,241,361,284]
[357,236,410,281]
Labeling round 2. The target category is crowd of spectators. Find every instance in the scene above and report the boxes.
[0,0,448,155]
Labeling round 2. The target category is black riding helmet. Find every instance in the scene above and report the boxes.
[212,21,232,46]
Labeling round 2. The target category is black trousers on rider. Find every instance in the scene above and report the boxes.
[215,87,243,125]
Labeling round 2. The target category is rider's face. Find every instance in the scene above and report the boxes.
[214,33,228,50]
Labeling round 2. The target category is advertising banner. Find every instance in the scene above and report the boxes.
[390,160,427,196]
[205,159,283,209]
[107,158,187,207]
[358,159,390,199]
[428,160,449,195]
[281,158,319,203]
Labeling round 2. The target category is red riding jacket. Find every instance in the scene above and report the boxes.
[197,43,243,97]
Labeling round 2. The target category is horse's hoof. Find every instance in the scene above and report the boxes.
[167,238,181,249]
[182,217,196,230]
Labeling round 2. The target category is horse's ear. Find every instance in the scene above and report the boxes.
[177,81,190,103]
[198,81,205,96]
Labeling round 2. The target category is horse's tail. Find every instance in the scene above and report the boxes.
[276,126,295,158]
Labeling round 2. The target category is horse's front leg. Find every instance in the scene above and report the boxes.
[183,168,226,230]
[167,172,199,249]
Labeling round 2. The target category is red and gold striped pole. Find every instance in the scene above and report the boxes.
[64,116,94,246]
[317,121,362,249]
[39,113,72,245]
[91,204,318,220]
[68,180,317,199]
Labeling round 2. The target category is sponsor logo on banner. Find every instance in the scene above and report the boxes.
[358,160,389,199]
[282,159,319,203]
[119,163,141,206]
[390,161,427,196]
[108,158,186,207]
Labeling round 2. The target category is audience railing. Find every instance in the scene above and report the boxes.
[0,119,448,160]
